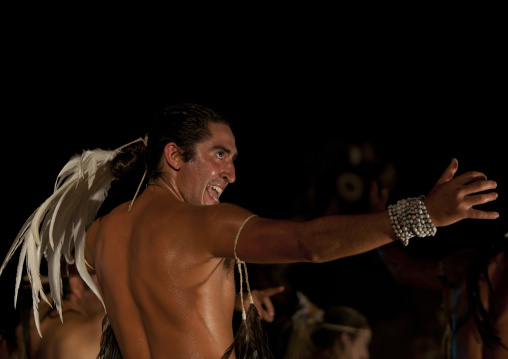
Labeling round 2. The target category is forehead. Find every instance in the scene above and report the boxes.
[203,122,237,153]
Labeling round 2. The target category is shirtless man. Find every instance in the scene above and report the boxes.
[6,103,500,358]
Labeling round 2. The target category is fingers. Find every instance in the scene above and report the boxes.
[458,179,499,220]
[465,190,498,206]
[435,158,459,185]
[262,285,285,297]
[467,208,500,220]
[455,171,489,186]
[261,296,275,321]
[462,179,498,197]
[463,189,499,219]
[258,286,284,322]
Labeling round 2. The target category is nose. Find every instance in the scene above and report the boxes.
[222,162,236,184]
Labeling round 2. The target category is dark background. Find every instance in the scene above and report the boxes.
[0,16,506,358]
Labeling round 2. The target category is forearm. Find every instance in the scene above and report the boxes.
[297,211,396,262]
[237,211,396,264]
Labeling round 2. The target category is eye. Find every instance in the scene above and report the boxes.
[216,151,224,159]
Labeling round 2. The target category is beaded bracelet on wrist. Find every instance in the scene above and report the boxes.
[387,195,436,246]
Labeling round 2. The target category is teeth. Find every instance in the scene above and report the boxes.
[211,185,223,196]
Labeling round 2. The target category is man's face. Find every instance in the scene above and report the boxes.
[177,122,237,206]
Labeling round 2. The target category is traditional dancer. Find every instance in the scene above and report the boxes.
[0,103,499,358]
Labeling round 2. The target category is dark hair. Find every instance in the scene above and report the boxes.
[110,141,147,180]
[110,102,229,182]
[466,236,508,350]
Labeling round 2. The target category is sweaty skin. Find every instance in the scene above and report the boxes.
[84,123,499,359]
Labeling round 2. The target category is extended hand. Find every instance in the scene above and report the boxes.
[424,158,499,227]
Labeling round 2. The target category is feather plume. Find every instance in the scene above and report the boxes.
[225,215,273,358]
[222,303,273,359]
[0,137,146,337]
[98,314,123,359]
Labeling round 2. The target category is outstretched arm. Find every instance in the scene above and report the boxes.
[206,159,498,264]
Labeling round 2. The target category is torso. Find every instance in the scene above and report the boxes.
[86,186,238,359]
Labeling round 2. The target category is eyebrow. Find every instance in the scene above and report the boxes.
[213,145,238,161]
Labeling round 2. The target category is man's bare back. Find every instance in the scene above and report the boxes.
[86,188,245,358]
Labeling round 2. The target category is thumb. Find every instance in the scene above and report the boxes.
[435,158,458,185]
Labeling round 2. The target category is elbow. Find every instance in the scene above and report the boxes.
[308,251,327,263]
[297,238,330,264]
[294,220,341,263]
[295,226,338,264]
[309,250,333,263]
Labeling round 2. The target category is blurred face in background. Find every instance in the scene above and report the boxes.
[335,329,371,359]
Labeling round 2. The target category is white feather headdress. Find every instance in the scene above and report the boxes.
[0,136,146,337]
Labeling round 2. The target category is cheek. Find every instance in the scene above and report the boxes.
[182,162,205,182]
[190,158,218,177]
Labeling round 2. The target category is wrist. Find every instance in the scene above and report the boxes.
[387,195,437,246]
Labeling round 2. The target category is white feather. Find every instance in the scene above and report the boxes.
[0,137,146,336]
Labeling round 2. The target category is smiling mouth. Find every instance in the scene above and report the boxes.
[211,185,223,197]
[208,185,223,203]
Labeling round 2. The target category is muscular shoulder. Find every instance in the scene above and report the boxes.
[177,203,257,251]
[139,199,256,260]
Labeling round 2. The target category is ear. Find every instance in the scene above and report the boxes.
[164,143,183,170]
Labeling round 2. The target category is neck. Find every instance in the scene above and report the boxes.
[148,177,184,202]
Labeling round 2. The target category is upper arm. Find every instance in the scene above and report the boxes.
[234,217,310,264]
[194,204,307,263]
